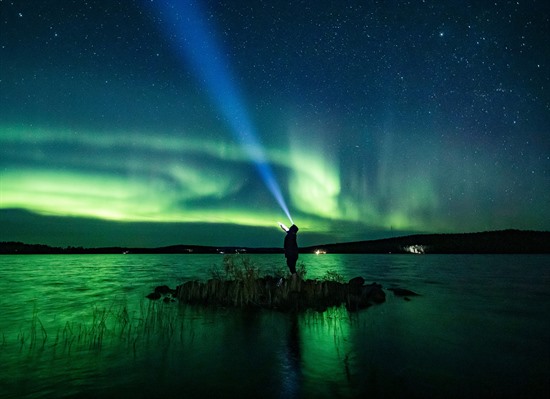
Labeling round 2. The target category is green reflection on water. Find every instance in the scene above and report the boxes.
[1,300,373,398]
[299,307,356,397]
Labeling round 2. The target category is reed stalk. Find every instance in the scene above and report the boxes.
[7,299,189,357]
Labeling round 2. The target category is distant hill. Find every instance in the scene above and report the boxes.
[302,229,550,254]
[1,229,549,255]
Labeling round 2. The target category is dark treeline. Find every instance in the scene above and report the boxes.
[1,229,549,255]
[303,229,550,254]
[0,242,268,255]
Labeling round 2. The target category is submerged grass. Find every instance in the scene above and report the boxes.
[6,299,188,358]
[210,254,308,281]
[322,269,346,283]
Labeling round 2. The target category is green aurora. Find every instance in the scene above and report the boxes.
[1,1,548,247]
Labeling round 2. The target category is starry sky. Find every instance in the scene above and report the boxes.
[1,0,549,248]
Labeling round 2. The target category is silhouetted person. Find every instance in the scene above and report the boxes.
[284,224,299,275]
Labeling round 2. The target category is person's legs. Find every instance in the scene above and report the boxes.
[286,257,297,274]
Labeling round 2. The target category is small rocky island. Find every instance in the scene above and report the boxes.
[147,276,389,312]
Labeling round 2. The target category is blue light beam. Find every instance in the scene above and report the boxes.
[147,0,293,224]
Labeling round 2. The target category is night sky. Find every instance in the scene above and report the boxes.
[1,0,549,248]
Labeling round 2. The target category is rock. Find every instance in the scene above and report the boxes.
[347,276,365,296]
[364,283,386,304]
[146,292,161,300]
[163,276,388,312]
[388,287,420,297]
[154,285,175,295]
[348,276,365,286]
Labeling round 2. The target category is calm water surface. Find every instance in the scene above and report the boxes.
[0,254,548,398]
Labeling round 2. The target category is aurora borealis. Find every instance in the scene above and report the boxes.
[1,0,549,247]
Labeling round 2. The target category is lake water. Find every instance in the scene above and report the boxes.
[0,254,548,398]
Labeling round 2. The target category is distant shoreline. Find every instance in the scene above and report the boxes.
[1,229,549,255]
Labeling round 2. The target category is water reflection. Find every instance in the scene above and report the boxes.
[300,307,357,398]
[1,254,548,398]
[279,312,302,398]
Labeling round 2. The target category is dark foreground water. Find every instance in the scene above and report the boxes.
[0,254,548,398]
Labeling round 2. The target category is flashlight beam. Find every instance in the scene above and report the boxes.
[147,0,293,223]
